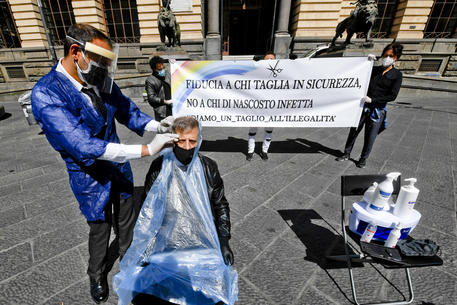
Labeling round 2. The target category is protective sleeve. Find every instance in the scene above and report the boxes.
[111,83,153,136]
[33,89,108,167]
[144,119,160,132]
[98,143,142,163]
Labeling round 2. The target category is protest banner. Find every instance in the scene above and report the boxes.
[171,57,373,127]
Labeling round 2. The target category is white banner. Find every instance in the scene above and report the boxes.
[171,57,373,127]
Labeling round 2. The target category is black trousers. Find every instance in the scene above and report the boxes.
[343,109,385,160]
[87,191,136,280]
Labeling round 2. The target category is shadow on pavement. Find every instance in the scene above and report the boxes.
[201,137,342,157]
[279,209,410,303]
[0,112,12,121]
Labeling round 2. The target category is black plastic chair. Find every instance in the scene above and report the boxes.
[328,174,443,305]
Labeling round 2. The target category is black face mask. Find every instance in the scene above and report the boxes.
[173,145,195,165]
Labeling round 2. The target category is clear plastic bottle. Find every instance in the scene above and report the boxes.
[367,172,401,213]
[360,223,377,243]
[393,178,419,218]
[385,223,402,248]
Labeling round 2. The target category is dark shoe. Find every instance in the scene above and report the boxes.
[90,276,109,304]
[246,152,254,161]
[356,158,366,168]
[335,153,350,161]
[259,151,268,160]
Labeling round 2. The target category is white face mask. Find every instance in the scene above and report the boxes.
[382,56,395,67]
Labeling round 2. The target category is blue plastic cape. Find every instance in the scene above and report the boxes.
[31,66,152,221]
[113,126,238,305]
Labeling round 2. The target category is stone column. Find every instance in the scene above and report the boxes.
[391,0,434,39]
[72,0,107,33]
[205,0,221,60]
[274,0,293,58]
[9,0,47,47]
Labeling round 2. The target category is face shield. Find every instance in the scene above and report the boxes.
[66,35,119,93]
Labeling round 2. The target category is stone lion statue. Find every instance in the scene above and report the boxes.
[331,0,378,46]
[158,0,181,48]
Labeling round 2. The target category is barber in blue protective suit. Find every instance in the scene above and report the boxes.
[336,42,403,168]
[31,24,178,304]
[113,116,238,305]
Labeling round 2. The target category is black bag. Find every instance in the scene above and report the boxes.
[397,239,439,257]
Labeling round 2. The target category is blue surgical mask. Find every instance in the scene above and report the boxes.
[157,69,166,77]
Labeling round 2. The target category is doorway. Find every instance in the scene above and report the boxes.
[222,0,277,56]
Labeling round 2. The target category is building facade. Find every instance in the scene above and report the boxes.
[0,0,456,84]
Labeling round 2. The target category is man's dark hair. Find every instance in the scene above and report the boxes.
[265,50,276,58]
[172,116,199,133]
[149,56,166,70]
[382,42,403,59]
[64,24,112,56]
[289,53,298,60]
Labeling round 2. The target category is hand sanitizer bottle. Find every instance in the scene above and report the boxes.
[363,182,378,205]
[367,172,401,213]
[360,223,377,243]
[393,178,419,218]
[385,223,402,248]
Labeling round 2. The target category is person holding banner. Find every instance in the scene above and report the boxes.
[247,51,276,161]
[336,42,403,168]
[146,56,173,121]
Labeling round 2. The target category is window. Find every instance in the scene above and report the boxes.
[0,0,21,48]
[371,0,398,38]
[41,0,76,45]
[424,0,457,38]
[102,0,140,43]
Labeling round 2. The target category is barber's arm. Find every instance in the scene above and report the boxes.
[98,133,177,163]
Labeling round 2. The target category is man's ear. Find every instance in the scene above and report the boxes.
[70,44,80,61]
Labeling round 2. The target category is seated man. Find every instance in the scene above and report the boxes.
[113,116,238,305]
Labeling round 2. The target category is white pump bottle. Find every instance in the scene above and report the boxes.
[393,178,419,218]
[367,172,401,214]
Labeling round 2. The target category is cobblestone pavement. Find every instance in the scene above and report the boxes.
[0,93,456,305]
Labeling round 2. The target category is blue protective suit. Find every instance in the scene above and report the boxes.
[31,66,152,221]
[113,126,238,305]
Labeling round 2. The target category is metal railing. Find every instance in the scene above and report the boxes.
[371,0,398,38]
[41,0,76,45]
[0,0,20,48]
[424,0,457,38]
[102,0,141,43]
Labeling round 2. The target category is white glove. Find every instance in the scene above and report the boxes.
[367,54,377,61]
[157,116,175,133]
[362,96,372,104]
[168,58,177,64]
[147,133,178,156]
[164,99,173,105]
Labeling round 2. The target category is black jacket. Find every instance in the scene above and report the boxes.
[145,73,172,120]
[144,154,231,240]
[367,66,403,108]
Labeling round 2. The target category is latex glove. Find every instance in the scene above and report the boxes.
[362,96,372,104]
[147,133,178,156]
[157,116,174,133]
[220,238,234,265]
[164,99,173,105]
[367,54,377,61]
